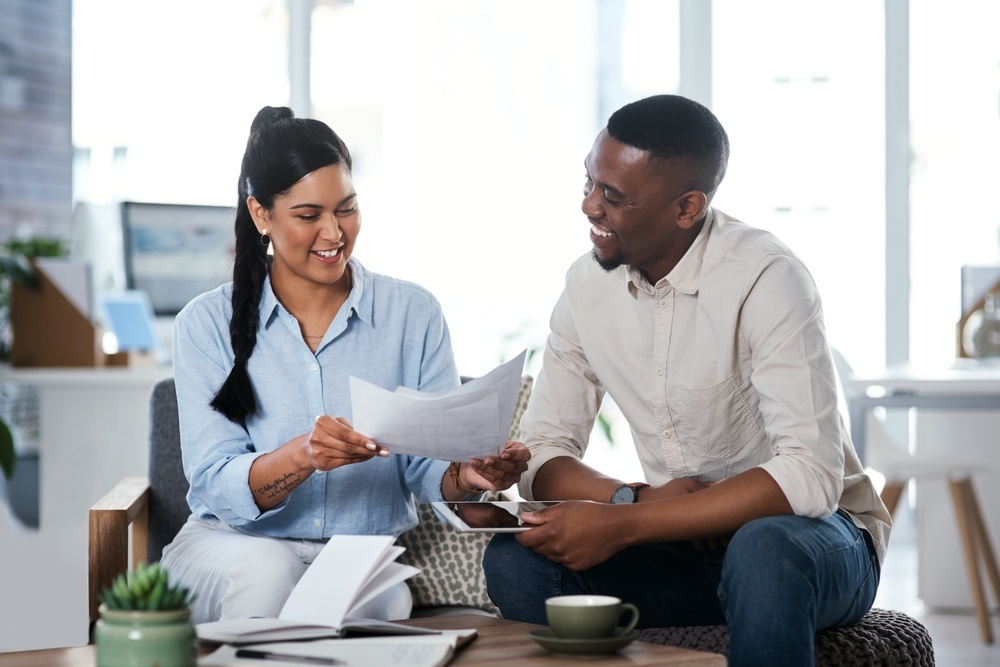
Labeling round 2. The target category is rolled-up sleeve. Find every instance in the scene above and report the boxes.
[741,255,845,518]
[517,289,605,501]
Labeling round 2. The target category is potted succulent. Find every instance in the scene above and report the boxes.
[94,561,196,667]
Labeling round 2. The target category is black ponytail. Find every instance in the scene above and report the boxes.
[209,106,352,424]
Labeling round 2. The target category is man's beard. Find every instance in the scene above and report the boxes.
[591,247,624,273]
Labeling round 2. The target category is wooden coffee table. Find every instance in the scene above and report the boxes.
[0,614,726,666]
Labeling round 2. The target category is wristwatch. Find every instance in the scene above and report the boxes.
[610,482,650,504]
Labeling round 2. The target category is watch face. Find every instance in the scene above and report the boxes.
[610,485,637,504]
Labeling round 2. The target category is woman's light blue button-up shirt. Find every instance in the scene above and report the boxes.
[172,257,459,539]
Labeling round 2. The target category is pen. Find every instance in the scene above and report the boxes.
[234,648,345,665]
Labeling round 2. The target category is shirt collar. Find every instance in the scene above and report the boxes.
[259,256,371,329]
[625,207,716,298]
[345,257,372,325]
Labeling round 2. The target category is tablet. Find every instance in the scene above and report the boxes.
[432,500,563,533]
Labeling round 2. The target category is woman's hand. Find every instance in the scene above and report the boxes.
[443,441,530,500]
[464,441,530,492]
[250,415,385,511]
[303,415,388,472]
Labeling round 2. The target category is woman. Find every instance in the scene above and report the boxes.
[161,106,528,624]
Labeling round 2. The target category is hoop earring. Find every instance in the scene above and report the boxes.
[259,229,270,246]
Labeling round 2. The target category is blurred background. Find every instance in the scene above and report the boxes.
[2,2,1000,659]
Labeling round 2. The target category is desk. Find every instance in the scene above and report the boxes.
[0,366,172,652]
[847,364,1000,463]
[0,615,727,667]
[847,364,1000,611]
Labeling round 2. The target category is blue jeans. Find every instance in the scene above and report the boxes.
[483,510,879,667]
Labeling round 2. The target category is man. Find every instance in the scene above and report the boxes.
[483,95,891,667]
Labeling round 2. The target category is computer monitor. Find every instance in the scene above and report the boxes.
[120,201,235,316]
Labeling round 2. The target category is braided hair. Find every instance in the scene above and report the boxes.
[210,106,353,424]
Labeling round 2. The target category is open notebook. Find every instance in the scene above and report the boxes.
[196,535,473,646]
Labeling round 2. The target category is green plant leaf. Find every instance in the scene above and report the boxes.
[596,411,615,446]
[100,561,192,611]
[5,237,65,258]
[0,255,39,289]
[0,419,14,480]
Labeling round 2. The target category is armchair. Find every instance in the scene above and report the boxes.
[89,375,534,625]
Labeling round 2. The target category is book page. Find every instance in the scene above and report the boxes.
[196,618,341,644]
[278,535,400,628]
[348,560,420,615]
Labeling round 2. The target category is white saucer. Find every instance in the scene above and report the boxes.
[528,627,639,656]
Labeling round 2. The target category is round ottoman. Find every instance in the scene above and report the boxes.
[637,608,934,666]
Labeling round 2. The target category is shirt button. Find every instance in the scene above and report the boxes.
[310,363,318,371]
[656,367,663,375]
[659,299,667,308]
[663,430,672,439]
[313,518,321,527]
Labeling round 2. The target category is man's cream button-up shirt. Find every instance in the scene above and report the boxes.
[518,208,890,563]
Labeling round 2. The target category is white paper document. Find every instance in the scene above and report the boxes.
[201,635,457,667]
[349,349,527,460]
[34,258,93,317]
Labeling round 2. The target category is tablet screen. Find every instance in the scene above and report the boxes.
[431,500,563,532]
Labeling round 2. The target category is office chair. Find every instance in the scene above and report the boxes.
[831,348,1000,644]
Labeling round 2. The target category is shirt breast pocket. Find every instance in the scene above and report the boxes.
[670,376,763,460]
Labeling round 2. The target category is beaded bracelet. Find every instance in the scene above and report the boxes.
[448,461,485,495]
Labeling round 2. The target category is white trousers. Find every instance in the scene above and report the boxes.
[160,517,412,624]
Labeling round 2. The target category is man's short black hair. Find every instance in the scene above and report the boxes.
[607,94,730,196]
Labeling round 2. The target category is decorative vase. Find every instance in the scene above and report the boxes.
[94,604,196,667]
[963,290,1000,359]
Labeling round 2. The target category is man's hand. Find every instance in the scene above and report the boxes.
[515,500,628,571]
[639,477,713,501]
[642,477,730,550]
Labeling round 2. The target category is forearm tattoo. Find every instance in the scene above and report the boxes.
[256,471,303,499]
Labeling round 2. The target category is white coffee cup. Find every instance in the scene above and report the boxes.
[545,595,640,639]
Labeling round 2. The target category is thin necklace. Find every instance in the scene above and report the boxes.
[296,271,353,342]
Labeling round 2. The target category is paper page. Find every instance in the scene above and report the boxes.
[349,349,526,460]
[456,348,528,442]
[278,535,400,628]
[34,258,92,317]
[201,637,455,667]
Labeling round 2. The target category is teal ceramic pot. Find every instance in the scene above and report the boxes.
[94,605,196,667]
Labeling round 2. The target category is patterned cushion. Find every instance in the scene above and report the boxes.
[637,608,935,666]
[397,375,533,613]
